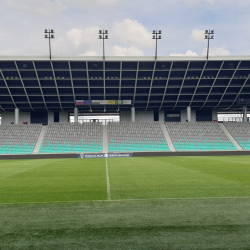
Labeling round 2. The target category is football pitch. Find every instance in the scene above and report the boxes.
[1,156,250,249]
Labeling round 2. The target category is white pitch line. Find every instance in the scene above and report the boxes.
[106,158,111,200]
[1,196,250,205]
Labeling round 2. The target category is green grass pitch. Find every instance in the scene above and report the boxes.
[1,156,250,249]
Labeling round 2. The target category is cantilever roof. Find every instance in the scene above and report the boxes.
[0,55,250,112]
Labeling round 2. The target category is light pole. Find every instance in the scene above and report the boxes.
[152,30,162,60]
[99,30,109,60]
[204,30,214,60]
[44,29,55,60]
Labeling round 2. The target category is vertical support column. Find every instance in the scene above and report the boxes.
[15,108,19,125]
[187,106,191,122]
[131,107,135,122]
[74,107,78,123]
[243,106,247,122]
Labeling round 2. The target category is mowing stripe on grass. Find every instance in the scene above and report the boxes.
[106,158,111,200]
[1,196,250,205]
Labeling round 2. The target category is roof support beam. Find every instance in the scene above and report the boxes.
[32,61,49,112]
[103,61,106,100]
[214,61,241,109]
[85,61,91,100]
[189,61,208,106]
[145,61,157,110]
[68,61,76,107]
[118,61,122,100]
[159,61,173,111]
[133,62,140,106]
[173,61,190,110]
[200,61,224,109]
[0,105,5,111]
[85,62,92,112]
[227,74,250,109]
[0,69,17,109]
[50,61,63,111]
[117,61,123,111]
[14,61,34,111]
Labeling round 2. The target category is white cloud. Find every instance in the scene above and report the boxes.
[170,50,198,56]
[79,51,98,56]
[3,0,123,16]
[3,0,67,16]
[201,46,231,56]
[112,45,144,56]
[113,19,154,47]
[66,26,100,49]
[190,29,205,42]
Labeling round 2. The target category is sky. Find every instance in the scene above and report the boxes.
[0,0,250,57]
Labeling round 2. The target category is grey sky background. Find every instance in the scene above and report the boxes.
[0,0,249,57]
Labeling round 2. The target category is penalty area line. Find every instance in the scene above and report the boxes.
[106,158,111,200]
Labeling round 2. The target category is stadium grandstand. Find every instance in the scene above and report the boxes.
[0,55,250,155]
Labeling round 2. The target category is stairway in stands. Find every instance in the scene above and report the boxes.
[33,126,47,154]
[160,123,176,152]
[102,125,108,153]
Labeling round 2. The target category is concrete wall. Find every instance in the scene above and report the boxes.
[48,112,54,124]
[1,112,30,125]
[120,111,131,122]
[135,111,153,122]
[181,109,196,122]
[59,112,69,123]
[1,112,15,125]
[159,111,164,123]
[212,110,218,121]
[120,111,154,122]
[19,112,30,124]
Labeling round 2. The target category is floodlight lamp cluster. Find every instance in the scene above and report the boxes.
[44,29,55,39]
[99,30,109,39]
[204,30,214,39]
[152,30,162,39]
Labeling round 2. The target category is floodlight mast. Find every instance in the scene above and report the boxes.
[204,29,214,60]
[152,30,162,60]
[98,30,109,60]
[44,29,55,60]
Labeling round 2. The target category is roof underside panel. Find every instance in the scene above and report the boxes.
[0,58,250,112]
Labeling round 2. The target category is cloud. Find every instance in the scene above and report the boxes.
[201,46,231,56]
[46,27,101,56]
[112,45,144,56]
[79,51,98,56]
[3,0,123,16]
[170,50,198,56]
[66,26,100,49]
[113,19,154,47]
[3,0,67,16]
[190,29,205,42]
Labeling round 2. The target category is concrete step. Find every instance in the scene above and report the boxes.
[33,126,48,154]
[219,123,243,151]
[161,123,176,152]
[103,125,108,153]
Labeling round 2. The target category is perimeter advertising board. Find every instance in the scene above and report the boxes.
[77,153,132,158]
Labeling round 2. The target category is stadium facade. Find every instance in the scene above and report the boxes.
[0,55,250,125]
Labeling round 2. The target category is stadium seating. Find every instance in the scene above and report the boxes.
[108,122,170,152]
[166,122,237,151]
[0,124,42,154]
[223,122,250,150]
[39,122,103,153]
